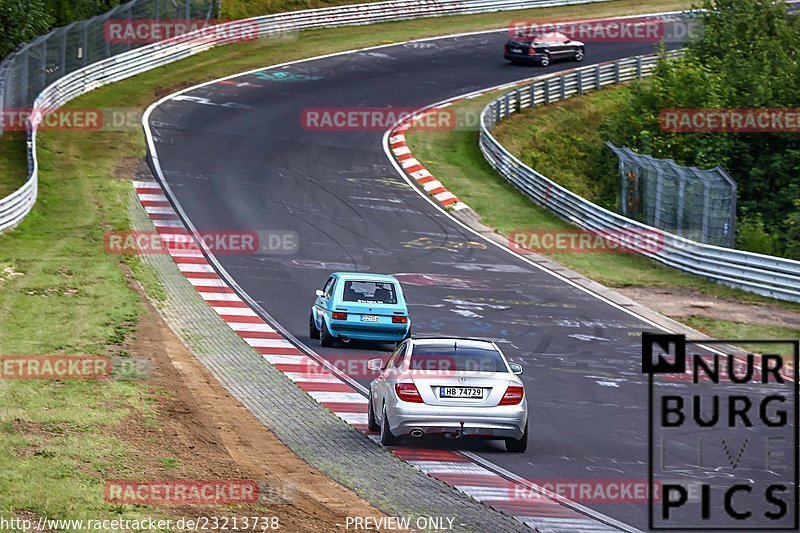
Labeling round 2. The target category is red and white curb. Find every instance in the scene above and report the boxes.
[134,183,629,531]
[389,115,469,212]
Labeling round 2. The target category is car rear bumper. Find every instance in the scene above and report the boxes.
[328,321,410,342]
[504,53,545,63]
[388,402,527,439]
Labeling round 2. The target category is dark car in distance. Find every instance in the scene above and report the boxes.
[504,31,585,66]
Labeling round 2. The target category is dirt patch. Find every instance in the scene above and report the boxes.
[619,286,800,330]
[111,274,390,531]
[153,81,207,101]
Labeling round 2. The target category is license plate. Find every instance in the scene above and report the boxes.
[511,48,522,53]
[440,387,483,399]
[361,315,379,322]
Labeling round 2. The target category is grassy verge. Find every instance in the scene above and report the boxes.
[404,90,800,334]
[0,133,28,197]
[680,316,799,362]
[0,0,695,522]
[492,83,629,206]
[221,0,373,19]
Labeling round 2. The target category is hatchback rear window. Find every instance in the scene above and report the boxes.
[410,345,507,373]
[342,281,398,304]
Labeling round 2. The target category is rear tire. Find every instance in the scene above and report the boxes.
[540,53,551,67]
[367,394,380,433]
[505,422,529,452]
[309,314,320,340]
[320,320,335,348]
[396,327,412,347]
[380,405,400,446]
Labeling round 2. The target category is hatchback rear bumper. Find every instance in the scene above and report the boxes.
[504,53,546,63]
[329,320,410,342]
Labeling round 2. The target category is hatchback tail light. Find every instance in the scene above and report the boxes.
[499,385,524,405]
[528,46,537,55]
[392,316,408,324]
[395,382,423,403]
[331,312,347,320]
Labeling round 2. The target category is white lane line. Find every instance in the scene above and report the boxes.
[145,206,177,215]
[407,461,493,475]
[177,263,215,273]
[187,277,227,287]
[307,391,368,404]
[244,337,295,349]
[211,306,258,317]
[262,354,314,365]
[336,412,369,425]
[283,372,341,383]
[227,322,275,333]
[151,218,185,228]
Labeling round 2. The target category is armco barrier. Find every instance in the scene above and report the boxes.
[0,0,610,233]
[479,52,800,302]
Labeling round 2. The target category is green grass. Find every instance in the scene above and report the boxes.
[492,84,630,205]
[221,0,373,19]
[0,0,695,522]
[679,316,800,361]
[0,133,28,197]
[405,91,800,312]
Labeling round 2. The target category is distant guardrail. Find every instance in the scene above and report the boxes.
[0,0,610,233]
[479,52,800,302]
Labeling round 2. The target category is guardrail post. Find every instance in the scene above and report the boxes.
[676,176,685,237]
[560,75,566,100]
[595,65,601,90]
[615,61,621,84]
[701,182,710,243]
[503,93,510,117]
[636,56,643,79]
[515,89,522,113]
[577,71,583,95]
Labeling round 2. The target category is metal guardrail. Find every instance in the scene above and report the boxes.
[0,0,608,233]
[479,53,800,302]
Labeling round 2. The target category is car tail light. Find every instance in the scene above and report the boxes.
[499,385,524,405]
[331,312,347,320]
[392,316,408,324]
[395,382,423,403]
[528,46,537,55]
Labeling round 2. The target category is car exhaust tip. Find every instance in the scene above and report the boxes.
[410,429,424,438]
[340,336,351,343]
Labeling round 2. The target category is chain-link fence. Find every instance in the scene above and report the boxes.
[0,0,218,134]
[609,142,736,247]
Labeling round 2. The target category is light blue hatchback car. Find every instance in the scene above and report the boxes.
[310,272,411,347]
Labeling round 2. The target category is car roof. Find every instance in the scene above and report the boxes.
[332,272,399,282]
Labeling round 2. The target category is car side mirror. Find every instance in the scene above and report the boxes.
[315,289,324,297]
[509,363,523,375]
[367,358,383,372]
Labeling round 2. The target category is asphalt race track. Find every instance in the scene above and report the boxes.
[146,30,794,530]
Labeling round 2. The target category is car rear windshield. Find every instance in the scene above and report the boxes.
[342,281,398,304]
[409,345,508,373]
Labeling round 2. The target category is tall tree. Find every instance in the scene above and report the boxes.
[0,0,53,58]
[600,0,800,256]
